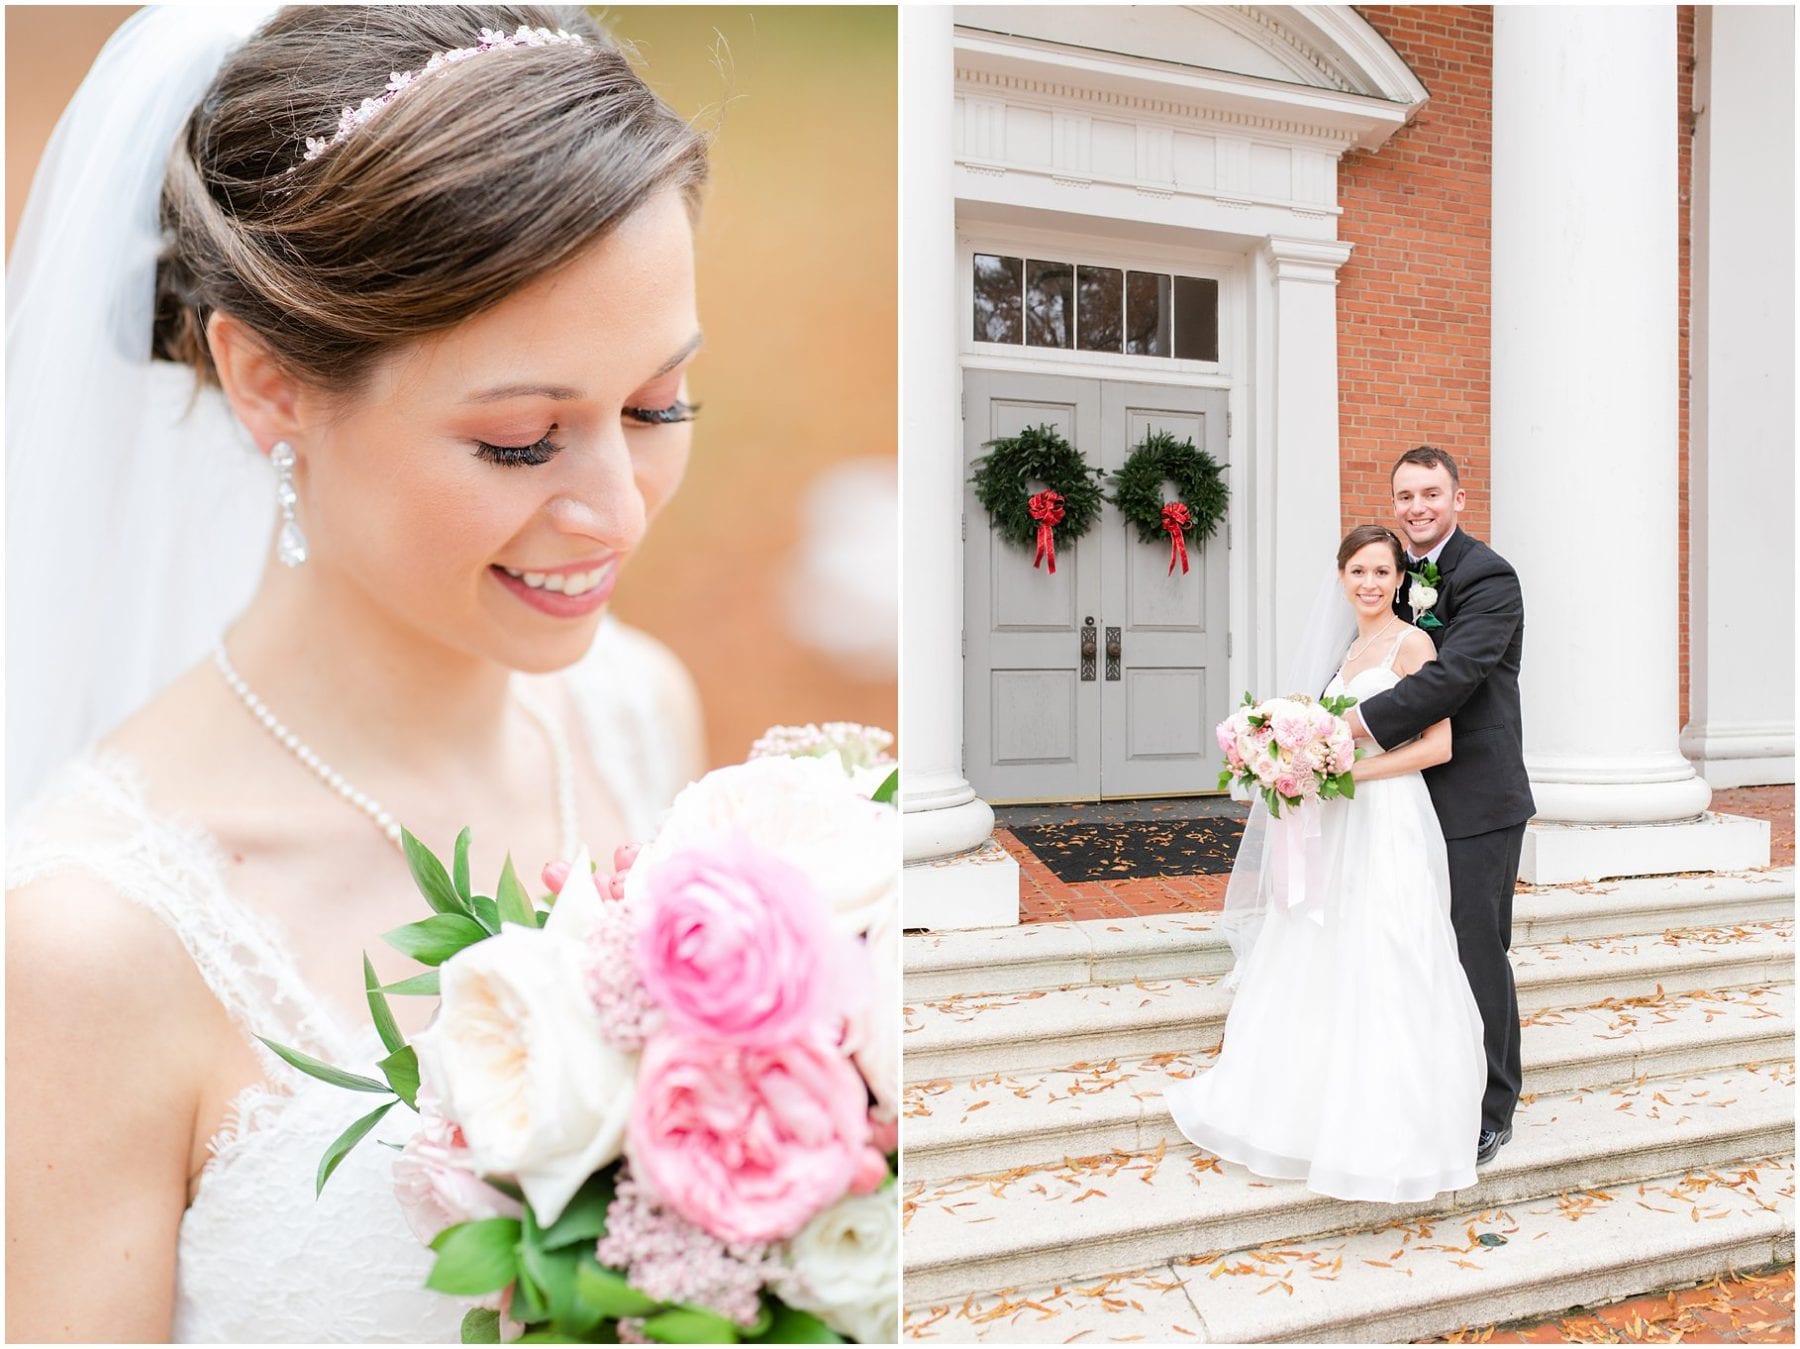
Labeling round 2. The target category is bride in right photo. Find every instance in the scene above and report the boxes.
[896,4,1794,1345]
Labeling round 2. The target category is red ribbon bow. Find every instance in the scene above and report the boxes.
[1027,489,1066,573]
[1161,501,1192,575]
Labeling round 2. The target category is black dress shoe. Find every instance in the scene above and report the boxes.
[1476,1126,1513,1166]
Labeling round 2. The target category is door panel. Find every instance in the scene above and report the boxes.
[1098,381,1230,798]
[963,371,1102,802]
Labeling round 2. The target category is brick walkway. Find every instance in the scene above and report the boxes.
[1432,1264,1794,1343]
[1001,785,1795,924]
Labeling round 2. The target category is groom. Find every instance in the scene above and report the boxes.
[1344,446,1535,1167]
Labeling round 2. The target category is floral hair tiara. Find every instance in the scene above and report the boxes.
[301,25,585,163]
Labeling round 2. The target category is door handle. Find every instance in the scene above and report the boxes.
[1105,626,1121,680]
[1080,617,1097,681]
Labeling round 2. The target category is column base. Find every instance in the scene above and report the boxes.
[902,791,995,864]
[1519,812,1771,885]
[1680,720,1796,789]
[902,838,1020,931]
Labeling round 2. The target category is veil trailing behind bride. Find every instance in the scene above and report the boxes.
[6,7,713,1340]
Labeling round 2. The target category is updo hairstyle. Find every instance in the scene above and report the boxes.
[1336,524,1406,572]
[152,5,708,399]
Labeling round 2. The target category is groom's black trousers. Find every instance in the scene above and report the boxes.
[1446,822,1527,1133]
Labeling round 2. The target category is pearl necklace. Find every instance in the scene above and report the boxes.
[1343,616,1401,667]
[213,643,580,859]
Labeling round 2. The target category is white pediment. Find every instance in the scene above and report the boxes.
[954,5,1427,128]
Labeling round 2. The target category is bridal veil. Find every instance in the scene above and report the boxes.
[6,5,279,817]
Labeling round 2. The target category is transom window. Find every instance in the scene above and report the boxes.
[973,253,1219,362]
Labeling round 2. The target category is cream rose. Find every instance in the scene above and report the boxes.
[413,906,635,1227]
[626,756,897,936]
[778,1190,899,1345]
[1410,583,1439,612]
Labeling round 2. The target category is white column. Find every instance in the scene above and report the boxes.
[1261,237,1353,689]
[1491,6,1766,882]
[900,6,1017,929]
[1680,5,1796,789]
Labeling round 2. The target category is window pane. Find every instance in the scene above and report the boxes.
[1173,275,1220,362]
[1026,260,1073,349]
[1077,265,1123,352]
[972,254,1023,344]
[1126,271,1171,357]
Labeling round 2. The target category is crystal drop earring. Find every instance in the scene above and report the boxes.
[271,440,308,567]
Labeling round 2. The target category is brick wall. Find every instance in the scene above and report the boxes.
[1337,6,1494,540]
[1340,6,1694,730]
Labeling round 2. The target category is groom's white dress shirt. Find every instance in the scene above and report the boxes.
[1406,526,1457,570]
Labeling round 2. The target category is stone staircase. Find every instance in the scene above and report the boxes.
[901,870,1796,1343]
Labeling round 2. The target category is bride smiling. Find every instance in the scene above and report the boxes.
[6,6,721,1341]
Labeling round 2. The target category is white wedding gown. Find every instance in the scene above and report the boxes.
[6,620,691,1343]
[1165,654,1486,1204]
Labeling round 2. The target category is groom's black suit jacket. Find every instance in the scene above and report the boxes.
[1358,528,1535,840]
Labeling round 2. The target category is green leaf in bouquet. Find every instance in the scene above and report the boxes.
[363,953,405,1056]
[519,1240,603,1339]
[378,969,442,997]
[745,1303,843,1344]
[471,895,502,936]
[402,828,469,917]
[384,912,489,966]
[257,1037,392,1094]
[316,1098,398,1196]
[513,1257,552,1324]
[453,827,474,905]
[497,854,537,929]
[427,1217,523,1296]
[540,1171,616,1250]
[870,768,899,805]
[512,1335,582,1345]
[1217,768,1234,790]
[743,1302,776,1339]
[460,1308,502,1344]
[379,1043,420,1110]
[644,1306,740,1344]
[1336,771,1357,800]
[574,1260,659,1318]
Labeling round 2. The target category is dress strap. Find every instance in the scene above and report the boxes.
[1380,624,1411,671]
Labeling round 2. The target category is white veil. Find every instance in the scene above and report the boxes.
[1217,567,1357,987]
[6,5,280,819]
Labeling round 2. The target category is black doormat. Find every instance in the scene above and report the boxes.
[1010,817,1246,883]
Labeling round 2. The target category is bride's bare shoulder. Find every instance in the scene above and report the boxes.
[1394,625,1438,674]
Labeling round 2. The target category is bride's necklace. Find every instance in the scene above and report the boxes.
[1343,616,1400,667]
[213,643,580,859]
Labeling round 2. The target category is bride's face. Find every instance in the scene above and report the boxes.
[298,188,699,671]
[1340,541,1401,618]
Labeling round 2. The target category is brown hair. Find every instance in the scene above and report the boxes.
[152,6,708,398]
[1390,444,1461,486]
[1336,524,1406,571]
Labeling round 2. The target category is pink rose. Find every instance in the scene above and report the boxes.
[637,839,845,1045]
[392,1104,523,1244]
[1272,712,1312,751]
[630,1034,878,1244]
[1333,742,1356,773]
[1215,721,1238,757]
[1274,773,1302,799]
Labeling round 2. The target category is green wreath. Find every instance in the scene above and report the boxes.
[1110,430,1229,565]
[970,424,1105,559]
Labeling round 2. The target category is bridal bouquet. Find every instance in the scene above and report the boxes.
[262,725,900,1345]
[1216,692,1358,817]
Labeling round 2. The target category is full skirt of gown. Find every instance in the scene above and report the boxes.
[1163,762,1486,1204]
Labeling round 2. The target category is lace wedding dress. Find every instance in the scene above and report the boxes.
[1164,633,1486,1203]
[6,620,691,1342]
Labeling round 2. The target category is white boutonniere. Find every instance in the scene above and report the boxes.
[1408,560,1444,631]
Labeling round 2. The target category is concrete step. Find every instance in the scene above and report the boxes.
[902,982,1794,1184]
[903,919,1794,1082]
[900,1061,1795,1305]
[903,1156,1795,1343]
[903,869,1795,1001]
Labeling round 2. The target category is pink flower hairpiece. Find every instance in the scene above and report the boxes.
[301,25,585,163]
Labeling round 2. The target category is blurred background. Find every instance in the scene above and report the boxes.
[4,5,899,769]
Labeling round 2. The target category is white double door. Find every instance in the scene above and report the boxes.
[963,369,1230,803]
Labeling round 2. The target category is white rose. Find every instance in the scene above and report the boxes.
[1410,584,1439,612]
[413,912,634,1227]
[779,1190,899,1344]
[627,756,897,936]
[845,905,899,1120]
